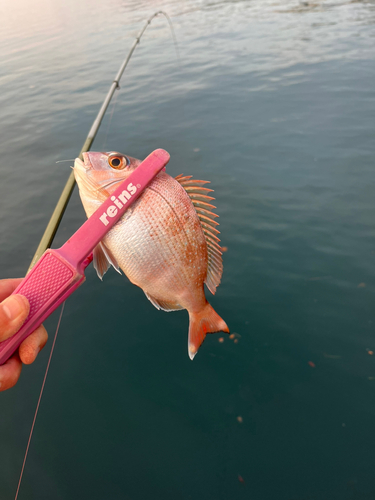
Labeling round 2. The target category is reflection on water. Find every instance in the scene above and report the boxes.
[0,0,375,499]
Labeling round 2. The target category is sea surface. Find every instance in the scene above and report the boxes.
[0,0,375,499]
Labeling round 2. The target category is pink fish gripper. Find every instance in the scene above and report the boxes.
[0,148,170,365]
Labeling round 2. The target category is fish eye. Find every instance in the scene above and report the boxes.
[108,154,129,170]
[111,157,121,167]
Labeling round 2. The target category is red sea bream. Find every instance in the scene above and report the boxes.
[74,151,229,358]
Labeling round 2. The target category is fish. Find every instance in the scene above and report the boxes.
[73,151,229,358]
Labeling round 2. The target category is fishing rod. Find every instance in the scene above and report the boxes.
[28,10,178,272]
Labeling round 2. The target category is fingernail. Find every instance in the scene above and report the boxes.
[2,296,24,321]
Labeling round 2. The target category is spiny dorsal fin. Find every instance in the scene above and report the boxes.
[175,173,223,295]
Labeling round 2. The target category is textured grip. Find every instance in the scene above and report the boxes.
[0,250,84,364]
[18,252,74,318]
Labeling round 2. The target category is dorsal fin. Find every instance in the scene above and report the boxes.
[175,174,223,295]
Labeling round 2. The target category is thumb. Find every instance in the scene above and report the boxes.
[0,295,30,342]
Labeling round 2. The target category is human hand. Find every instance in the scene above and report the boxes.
[0,279,48,391]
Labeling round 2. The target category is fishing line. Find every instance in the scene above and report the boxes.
[29,10,179,271]
[101,89,119,152]
[101,10,180,152]
[14,302,65,500]
[13,11,180,500]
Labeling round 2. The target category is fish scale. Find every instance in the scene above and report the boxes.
[103,172,208,309]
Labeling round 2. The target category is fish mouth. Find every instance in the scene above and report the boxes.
[74,155,90,171]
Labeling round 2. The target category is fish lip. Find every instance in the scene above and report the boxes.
[74,156,89,171]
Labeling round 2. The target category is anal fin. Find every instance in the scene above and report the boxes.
[144,292,183,312]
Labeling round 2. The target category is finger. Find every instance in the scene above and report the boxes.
[19,325,48,365]
[0,294,30,342]
[0,279,24,302]
[0,353,22,391]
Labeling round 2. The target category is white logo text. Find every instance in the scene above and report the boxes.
[99,183,138,226]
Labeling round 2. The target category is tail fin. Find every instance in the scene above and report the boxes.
[188,302,229,360]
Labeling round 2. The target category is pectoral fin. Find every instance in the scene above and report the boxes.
[93,242,121,280]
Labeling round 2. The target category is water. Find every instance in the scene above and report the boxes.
[0,0,375,498]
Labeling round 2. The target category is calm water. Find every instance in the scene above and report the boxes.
[1,0,375,498]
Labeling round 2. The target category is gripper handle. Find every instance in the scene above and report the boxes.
[0,250,86,365]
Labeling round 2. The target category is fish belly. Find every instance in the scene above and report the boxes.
[103,172,208,311]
